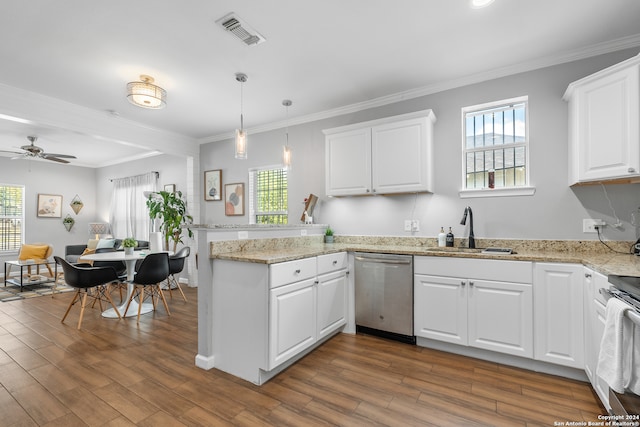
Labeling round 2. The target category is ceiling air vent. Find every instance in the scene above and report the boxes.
[216,13,266,46]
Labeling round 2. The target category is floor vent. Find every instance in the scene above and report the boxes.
[216,13,266,46]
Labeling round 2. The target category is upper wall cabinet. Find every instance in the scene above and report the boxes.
[563,53,640,185]
[324,110,436,196]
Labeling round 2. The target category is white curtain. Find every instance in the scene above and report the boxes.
[109,172,157,241]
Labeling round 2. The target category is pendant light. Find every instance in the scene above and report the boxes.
[282,99,292,170]
[235,73,248,159]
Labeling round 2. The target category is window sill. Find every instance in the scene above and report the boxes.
[459,186,536,198]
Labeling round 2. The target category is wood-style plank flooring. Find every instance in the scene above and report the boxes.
[0,285,605,426]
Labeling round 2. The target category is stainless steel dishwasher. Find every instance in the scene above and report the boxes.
[354,252,415,344]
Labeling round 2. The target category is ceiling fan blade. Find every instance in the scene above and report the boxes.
[43,156,70,164]
[0,149,24,155]
[43,153,76,159]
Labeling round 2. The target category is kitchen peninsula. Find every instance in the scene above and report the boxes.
[194,225,638,391]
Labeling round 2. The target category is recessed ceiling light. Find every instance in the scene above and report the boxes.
[471,0,495,8]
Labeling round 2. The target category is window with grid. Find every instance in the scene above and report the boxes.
[0,184,24,252]
[462,96,529,190]
[249,166,288,224]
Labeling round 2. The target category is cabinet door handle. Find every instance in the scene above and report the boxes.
[461,281,466,287]
[629,168,637,173]
[585,273,592,278]
[469,281,474,287]
[294,269,301,274]
[332,260,338,265]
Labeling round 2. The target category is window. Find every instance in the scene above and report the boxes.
[249,166,288,224]
[0,184,24,252]
[109,172,157,240]
[462,96,530,192]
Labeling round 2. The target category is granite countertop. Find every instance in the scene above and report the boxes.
[212,241,640,277]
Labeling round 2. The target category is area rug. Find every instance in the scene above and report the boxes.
[0,280,74,302]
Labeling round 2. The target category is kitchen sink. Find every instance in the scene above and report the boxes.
[426,247,515,255]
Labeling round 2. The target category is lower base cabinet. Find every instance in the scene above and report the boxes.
[212,252,348,385]
[269,277,317,369]
[414,257,533,358]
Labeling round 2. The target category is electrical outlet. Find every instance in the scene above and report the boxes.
[583,218,605,233]
[404,220,412,232]
[300,229,307,236]
[411,220,420,232]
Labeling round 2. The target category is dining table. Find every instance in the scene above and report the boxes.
[80,250,171,318]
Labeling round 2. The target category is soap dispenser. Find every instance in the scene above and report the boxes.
[438,227,446,247]
[446,227,454,247]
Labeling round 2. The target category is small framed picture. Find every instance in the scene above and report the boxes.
[164,184,176,193]
[225,183,244,216]
[204,170,222,201]
[37,194,63,218]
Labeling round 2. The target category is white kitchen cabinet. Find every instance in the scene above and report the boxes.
[211,252,348,384]
[316,252,348,340]
[564,53,640,185]
[583,267,610,410]
[269,277,317,369]
[414,274,467,345]
[324,110,435,196]
[533,263,584,369]
[325,127,372,195]
[414,257,533,358]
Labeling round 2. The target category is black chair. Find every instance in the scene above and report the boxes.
[54,256,122,329]
[94,247,127,302]
[124,252,170,323]
[166,246,190,302]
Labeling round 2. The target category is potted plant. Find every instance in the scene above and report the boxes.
[122,237,137,255]
[146,190,194,252]
[324,226,334,244]
[62,215,75,232]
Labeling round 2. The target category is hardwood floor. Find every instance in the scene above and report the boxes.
[0,286,605,426]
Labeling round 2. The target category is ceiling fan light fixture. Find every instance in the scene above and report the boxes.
[127,75,166,109]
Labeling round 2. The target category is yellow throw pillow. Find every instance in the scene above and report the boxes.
[78,248,96,265]
[19,244,49,260]
[87,239,99,250]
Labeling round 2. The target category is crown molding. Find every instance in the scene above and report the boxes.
[199,34,640,144]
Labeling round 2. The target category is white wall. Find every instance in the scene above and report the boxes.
[0,157,97,264]
[200,48,640,241]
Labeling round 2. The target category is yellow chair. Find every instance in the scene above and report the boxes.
[8,243,55,279]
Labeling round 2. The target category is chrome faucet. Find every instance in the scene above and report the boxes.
[460,206,476,249]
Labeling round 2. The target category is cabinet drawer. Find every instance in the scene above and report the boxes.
[270,257,317,288]
[317,252,348,274]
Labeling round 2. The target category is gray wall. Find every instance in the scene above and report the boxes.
[0,157,97,264]
[200,48,640,241]
[95,153,190,226]
[0,153,189,268]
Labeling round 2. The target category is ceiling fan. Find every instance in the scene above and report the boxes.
[0,136,76,164]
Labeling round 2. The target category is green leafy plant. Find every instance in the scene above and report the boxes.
[325,226,333,237]
[122,237,137,248]
[146,190,194,252]
[63,216,75,224]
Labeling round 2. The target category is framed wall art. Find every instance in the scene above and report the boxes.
[204,169,222,201]
[225,183,244,216]
[37,194,62,218]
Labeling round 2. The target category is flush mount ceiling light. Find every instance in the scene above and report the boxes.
[126,75,166,109]
[282,99,292,170]
[235,73,248,159]
[470,0,495,8]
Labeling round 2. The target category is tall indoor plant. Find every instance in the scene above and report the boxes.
[146,190,193,252]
